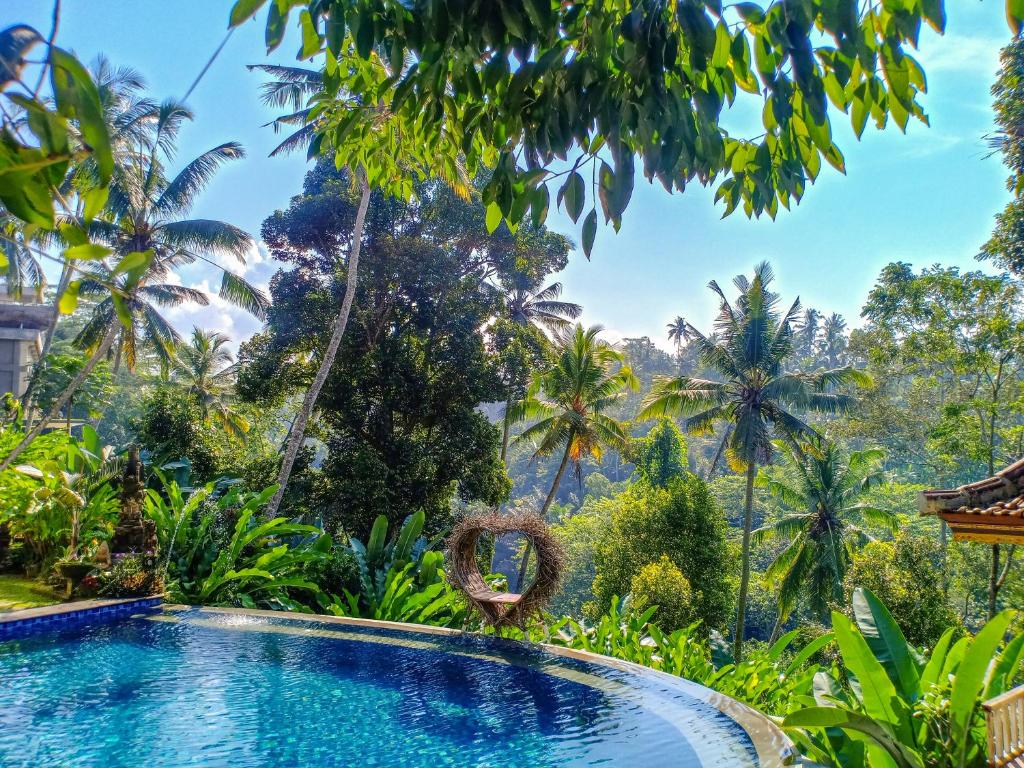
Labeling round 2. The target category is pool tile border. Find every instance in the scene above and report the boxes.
[0,595,162,638]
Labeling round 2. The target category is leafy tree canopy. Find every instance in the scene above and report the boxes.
[239,162,569,537]
[590,474,733,632]
[228,0,998,253]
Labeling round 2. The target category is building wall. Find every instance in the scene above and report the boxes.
[0,333,40,398]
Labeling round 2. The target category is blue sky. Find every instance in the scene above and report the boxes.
[3,1,1014,349]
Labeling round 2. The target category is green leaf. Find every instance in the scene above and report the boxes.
[299,10,321,58]
[265,1,286,51]
[50,49,113,184]
[58,222,89,247]
[1009,0,1024,34]
[831,611,914,743]
[919,627,955,692]
[366,514,388,563]
[112,249,154,278]
[58,281,80,314]
[485,201,503,233]
[229,0,269,27]
[851,588,921,702]
[783,707,924,768]
[949,610,1016,765]
[356,7,374,59]
[112,294,133,329]
[581,208,597,258]
[64,243,112,261]
[82,186,108,223]
[561,171,585,223]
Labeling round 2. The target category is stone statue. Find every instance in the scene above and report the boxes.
[109,446,158,559]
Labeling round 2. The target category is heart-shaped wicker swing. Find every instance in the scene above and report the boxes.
[446,511,565,629]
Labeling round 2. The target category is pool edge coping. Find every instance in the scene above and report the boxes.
[0,595,163,624]
[190,605,797,767]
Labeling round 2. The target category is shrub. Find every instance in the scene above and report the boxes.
[629,555,695,632]
[100,555,161,598]
[590,475,733,632]
[845,532,962,646]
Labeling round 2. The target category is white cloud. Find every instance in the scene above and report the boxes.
[915,32,1003,78]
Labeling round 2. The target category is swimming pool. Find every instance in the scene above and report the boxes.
[0,605,793,767]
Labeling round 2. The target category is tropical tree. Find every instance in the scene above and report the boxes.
[501,276,581,333]
[171,327,248,441]
[78,102,267,370]
[640,262,867,659]
[754,438,897,638]
[796,308,821,357]
[666,316,687,350]
[508,324,638,589]
[27,57,161,389]
[821,313,849,367]
[235,0,961,250]
[250,48,472,517]
[496,274,581,462]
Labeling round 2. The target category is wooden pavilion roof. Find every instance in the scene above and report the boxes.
[920,458,1024,545]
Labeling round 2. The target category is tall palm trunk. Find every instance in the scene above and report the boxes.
[704,424,733,480]
[1,323,118,471]
[21,262,74,429]
[515,441,571,591]
[499,398,512,464]
[265,170,371,517]
[733,460,757,662]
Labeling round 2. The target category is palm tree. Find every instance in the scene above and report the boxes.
[77,101,266,372]
[497,275,581,462]
[821,312,848,367]
[171,328,248,440]
[753,438,896,639]
[19,57,160,419]
[639,262,867,660]
[503,276,581,332]
[796,307,821,357]
[508,324,638,589]
[666,315,687,350]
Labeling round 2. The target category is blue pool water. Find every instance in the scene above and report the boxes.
[0,608,765,767]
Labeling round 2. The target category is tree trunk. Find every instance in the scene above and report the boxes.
[265,170,371,517]
[733,460,757,662]
[705,424,733,480]
[990,543,1001,620]
[1,323,118,471]
[516,442,571,591]
[499,399,512,465]
[21,261,74,429]
[768,609,785,645]
[939,519,948,596]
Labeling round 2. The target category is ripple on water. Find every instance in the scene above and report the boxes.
[0,610,759,768]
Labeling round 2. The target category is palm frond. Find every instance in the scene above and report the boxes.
[219,271,270,320]
[155,143,246,215]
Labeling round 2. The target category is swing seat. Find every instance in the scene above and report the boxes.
[446,511,565,629]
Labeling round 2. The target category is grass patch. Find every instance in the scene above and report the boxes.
[0,574,60,612]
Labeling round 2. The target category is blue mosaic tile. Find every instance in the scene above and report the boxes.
[0,597,162,640]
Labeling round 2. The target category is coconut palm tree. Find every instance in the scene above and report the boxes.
[666,315,687,350]
[796,307,821,358]
[496,274,581,462]
[821,312,849,367]
[171,327,248,440]
[754,438,896,639]
[508,324,638,589]
[78,101,267,371]
[502,275,581,333]
[639,262,868,660]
